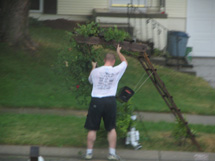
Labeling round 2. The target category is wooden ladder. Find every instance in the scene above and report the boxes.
[138,52,202,151]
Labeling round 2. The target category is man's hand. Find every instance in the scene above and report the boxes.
[92,61,97,69]
[89,61,97,81]
[117,44,122,54]
[116,44,128,65]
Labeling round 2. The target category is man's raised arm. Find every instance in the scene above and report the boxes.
[88,61,97,84]
[117,44,128,65]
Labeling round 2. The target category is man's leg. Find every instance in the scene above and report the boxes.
[107,129,122,160]
[108,128,117,149]
[87,130,97,149]
[108,128,117,157]
[85,130,96,159]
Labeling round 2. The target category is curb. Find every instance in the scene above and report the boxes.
[0,145,215,161]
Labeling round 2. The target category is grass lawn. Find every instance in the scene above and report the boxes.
[0,113,214,152]
[0,25,215,114]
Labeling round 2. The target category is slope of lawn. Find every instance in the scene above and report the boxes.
[0,24,215,115]
[0,113,214,152]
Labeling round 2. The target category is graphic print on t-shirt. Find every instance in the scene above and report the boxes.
[89,61,127,97]
[97,72,118,90]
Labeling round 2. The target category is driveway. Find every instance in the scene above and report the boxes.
[191,57,215,88]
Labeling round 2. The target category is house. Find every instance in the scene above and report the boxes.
[30,0,215,57]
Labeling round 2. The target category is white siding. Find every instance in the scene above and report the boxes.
[57,0,188,18]
[166,0,187,18]
[58,0,109,15]
[29,12,89,21]
[167,18,186,31]
[149,0,160,7]
[187,0,215,57]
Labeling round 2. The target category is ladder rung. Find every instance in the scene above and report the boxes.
[146,68,152,71]
[146,68,157,71]
[162,95,167,97]
[168,96,173,99]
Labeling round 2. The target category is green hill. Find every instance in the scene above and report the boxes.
[0,25,214,115]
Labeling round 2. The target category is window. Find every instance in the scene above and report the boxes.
[111,0,147,7]
[30,0,57,14]
[43,0,57,14]
[30,0,43,12]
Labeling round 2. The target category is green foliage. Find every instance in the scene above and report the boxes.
[171,117,197,146]
[57,21,132,103]
[153,48,169,57]
[103,26,130,42]
[75,21,101,37]
[116,101,135,139]
[56,46,104,104]
[56,22,103,103]
[29,17,43,27]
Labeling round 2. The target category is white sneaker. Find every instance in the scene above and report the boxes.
[84,153,93,160]
[107,154,121,160]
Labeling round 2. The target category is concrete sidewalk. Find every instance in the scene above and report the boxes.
[135,112,215,125]
[1,108,215,125]
[0,145,215,161]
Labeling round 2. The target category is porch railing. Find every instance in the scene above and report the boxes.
[111,0,165,12]
[126,0,168,51]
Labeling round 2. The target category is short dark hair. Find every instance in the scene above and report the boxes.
[105,53,115,62]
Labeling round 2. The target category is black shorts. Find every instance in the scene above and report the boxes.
[84,96,116,131]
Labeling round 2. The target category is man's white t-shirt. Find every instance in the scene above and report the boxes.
[89,61,127,98]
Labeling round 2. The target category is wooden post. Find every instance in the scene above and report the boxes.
[73,36,148,53]
[30,146,39,161]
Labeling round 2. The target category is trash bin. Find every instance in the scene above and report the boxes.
[166,31,189,57]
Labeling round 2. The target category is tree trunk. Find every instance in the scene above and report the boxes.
[0,0,37,50]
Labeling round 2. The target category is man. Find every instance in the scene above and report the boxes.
[84,44,128,160]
